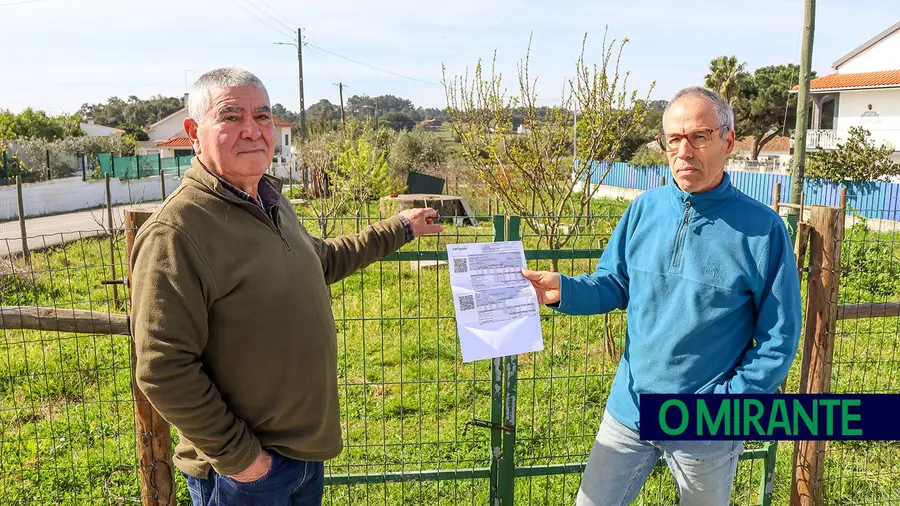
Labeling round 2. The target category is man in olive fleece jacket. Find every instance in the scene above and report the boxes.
[130,68,442,506]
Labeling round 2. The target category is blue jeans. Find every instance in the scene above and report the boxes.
[184,451,324,506]
[576,411,742,506]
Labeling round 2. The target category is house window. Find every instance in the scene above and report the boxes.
[284,134,289,145]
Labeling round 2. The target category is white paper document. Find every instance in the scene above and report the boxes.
[446,241,544,362]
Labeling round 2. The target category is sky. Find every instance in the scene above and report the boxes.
[1,0,898,117]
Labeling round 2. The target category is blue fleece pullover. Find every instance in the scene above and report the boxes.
[554,172,802,429]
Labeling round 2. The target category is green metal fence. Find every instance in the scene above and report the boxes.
[95,153,192,180]
[295,211,779,506]
[16,205,900,505]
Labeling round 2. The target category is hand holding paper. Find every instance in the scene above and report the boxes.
[520,269,561,305]
[447,241,545,362]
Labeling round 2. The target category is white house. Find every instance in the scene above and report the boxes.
[799,20,900,163]
[139,100,294,163]
[79,118,125,137]
[727,135,792,173]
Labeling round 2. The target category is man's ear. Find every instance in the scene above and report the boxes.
[723,129,736,156]
[184,118,201,154]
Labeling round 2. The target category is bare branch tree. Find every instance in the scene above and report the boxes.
[444,30,654,269]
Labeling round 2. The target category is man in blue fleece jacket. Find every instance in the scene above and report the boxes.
[522,87,802,505]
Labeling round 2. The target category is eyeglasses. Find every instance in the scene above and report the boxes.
[655,126,728,152]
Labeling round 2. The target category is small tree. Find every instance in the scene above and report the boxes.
[333,137,404,207]
[807,126,900,183]
[300,133,347,239]
[300,131,405,236]
[388,126,447,179]
[629,144,668,168]
[444,32,653,266]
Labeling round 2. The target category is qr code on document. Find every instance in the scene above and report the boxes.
[453,258,469,273]
[458,295,475,311]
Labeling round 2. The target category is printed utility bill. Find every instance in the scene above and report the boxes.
[446,241,544,362]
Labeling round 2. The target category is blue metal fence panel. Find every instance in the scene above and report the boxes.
[845,181,888,219]
[647,166,661,189]
[884,182,900,221]
[579,159,900,221]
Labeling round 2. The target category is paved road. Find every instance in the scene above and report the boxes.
[0,198,306,257]
[1,193,897,258]
[0,203,160,256]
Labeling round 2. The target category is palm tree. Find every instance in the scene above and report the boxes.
[704,56,747,107]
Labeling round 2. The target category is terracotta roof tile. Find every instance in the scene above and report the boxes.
[792,70,900,91]
[155,136,193,147]
[733,135,791,153]
[273,114,293,127]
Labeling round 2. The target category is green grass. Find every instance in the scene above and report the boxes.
[1,201,898,505]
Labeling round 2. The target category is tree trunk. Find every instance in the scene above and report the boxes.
[750,136,762,161]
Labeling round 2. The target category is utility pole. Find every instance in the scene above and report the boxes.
[335,82,346,129]
[297,28,307,143]
[788,0,816,227]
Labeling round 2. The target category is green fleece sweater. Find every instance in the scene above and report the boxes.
[130,161,408,479]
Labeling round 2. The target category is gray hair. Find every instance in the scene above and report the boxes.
[188,68,269,122]
[662,87,734,137]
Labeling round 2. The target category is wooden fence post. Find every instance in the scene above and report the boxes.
[125,208,175,506]
[773,182,782,212]
[791,205,844,506]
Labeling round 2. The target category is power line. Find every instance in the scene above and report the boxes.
[306,45,342,82]
[227,0,295,41]
[304,42,442,87]
[241,0,296,36]
[248,0,299,29]
[441,0,550,54]
[483,0,550,32]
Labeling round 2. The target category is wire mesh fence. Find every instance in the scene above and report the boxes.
[0,198,897,505]
[820,207,900,505]
[298,211,499,505]
[0,230,141,505]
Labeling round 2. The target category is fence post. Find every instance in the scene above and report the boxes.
[159,169,166,200]
[489,215,506,506]
[2,149,8,185]
[16,176,30,266]
[791,205,844,506]
[125,208,175,506]
[46,149,51,181]
[105,174,120,308]
[498,215,521,506]
[839,186,846,229]
[773,182,782,212]
[758,440,778,506]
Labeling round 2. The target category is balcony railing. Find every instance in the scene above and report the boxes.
[806,129,839,150]
[806,129,898,151]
